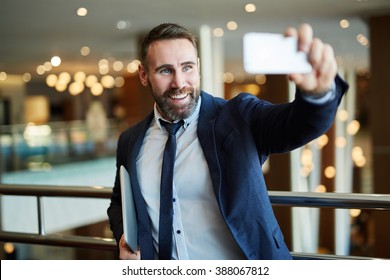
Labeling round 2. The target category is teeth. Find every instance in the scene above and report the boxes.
[170,93,188,99]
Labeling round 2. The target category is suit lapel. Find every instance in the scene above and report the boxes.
[197,92,224,201]
[126,112,155,259]
[126,112,153,181]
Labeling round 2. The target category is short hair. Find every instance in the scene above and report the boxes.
[139,23,198,66]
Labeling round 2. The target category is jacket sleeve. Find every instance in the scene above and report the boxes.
[107,132,128,244]
[236,74,348,155]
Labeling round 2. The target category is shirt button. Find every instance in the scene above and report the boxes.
[176,230,181,234]
[173,198,176,202]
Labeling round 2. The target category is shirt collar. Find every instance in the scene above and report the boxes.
[154,95,202,131]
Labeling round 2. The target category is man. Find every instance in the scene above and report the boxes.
[107,23,348,260]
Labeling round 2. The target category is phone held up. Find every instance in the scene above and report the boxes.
[243,32,312,75]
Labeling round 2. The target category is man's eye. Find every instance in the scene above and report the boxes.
[183,65,193,72]
[159,69,172,74]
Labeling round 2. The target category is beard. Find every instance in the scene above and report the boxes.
[151,86,200,121]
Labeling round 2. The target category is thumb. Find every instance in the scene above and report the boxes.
[288,73,304,85]
[289,73,319,93]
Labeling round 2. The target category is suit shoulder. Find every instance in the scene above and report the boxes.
[201,91,226,106]
[118,113,153,142]
[227,92,271,109]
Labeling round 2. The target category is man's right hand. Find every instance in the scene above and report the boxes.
[119,234,141,260]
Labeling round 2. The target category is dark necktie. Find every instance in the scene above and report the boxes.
[158,119,183,260]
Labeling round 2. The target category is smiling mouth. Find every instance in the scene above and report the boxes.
[169,92,189,100]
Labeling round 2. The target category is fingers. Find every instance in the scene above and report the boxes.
[119,247,141,260]
[298,23,313,53]
[284,23,313,53]
[119,234,141,260]
[287,23,337,93]
[315,44,338,90]
[308,38,324,69]
[284,26,297,37]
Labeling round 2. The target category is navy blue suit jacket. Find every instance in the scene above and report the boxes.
[108,76,348,259]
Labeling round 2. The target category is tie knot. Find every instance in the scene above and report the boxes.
[159,119,183,135]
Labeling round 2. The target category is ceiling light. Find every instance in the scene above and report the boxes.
[347,120,360,135]
[113,61,123,71]
[352,146,366,167]
[335,137,347,148]
[99,66,110,75]
[315,184,327,193]
[127,61,138,73]
[324,166,336,179]
[117,20,131,30]
[69,82,85,96]
[352,146,363,158]
[354,156,367,168]
[339,19,350,29]
[337,109,349,122]
[58,72,71,84]
[80,46,90,56]
[77,7,88,17]
[43,61,52,71]
[99,59,109,66]
[51,56,61,67]
[101,75,115,88]
[36,65,46,75]
[300,166,311,177]
[300,148,313,166]
[213,28,224,37]
[46,74,57,87]
[315,134,329,149]
[85,75,98,88]
[0,71,7,81]
[255,74,266,85]
[74,71,86,82]
[245,4,256,13]
[55,81,68,92]
[91,83,104,96]
[115,77,125,87]
[22,73,31,82]
[99,59,110,74]
[223,72,234,83]
[356,34,369,47]
[227,21,238,31]
[349,209,361,218]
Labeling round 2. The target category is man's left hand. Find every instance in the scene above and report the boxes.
[285,24,337,95]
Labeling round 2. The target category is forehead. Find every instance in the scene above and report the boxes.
[147,39,198,65]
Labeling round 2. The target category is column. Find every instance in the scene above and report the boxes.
[369,14,390,258]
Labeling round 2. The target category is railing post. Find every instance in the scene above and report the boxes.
[37,196,46,235]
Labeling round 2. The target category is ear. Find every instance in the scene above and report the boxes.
[197,57,201,80]
[138,64,149,87]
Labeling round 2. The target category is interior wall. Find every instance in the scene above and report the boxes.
[369,13,390,258]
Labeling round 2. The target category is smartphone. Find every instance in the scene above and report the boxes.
[243,32,312,74]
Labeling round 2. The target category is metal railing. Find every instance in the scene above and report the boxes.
[269,191,390,210]
[0,183,117,253]
[1,183,390,259]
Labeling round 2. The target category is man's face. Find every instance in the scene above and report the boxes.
[138,39,201,121]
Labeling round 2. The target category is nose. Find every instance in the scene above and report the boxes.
[171,72,185,89]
